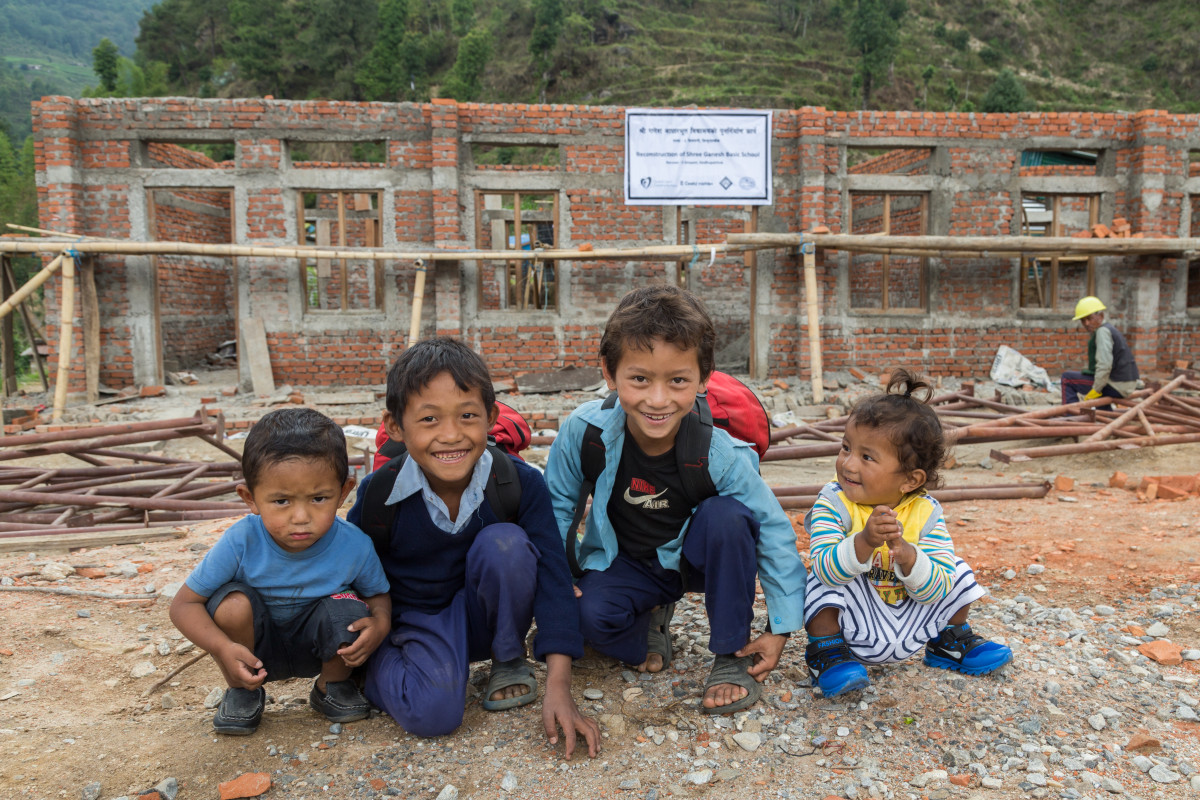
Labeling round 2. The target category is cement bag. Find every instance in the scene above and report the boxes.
[990,345,1054,391]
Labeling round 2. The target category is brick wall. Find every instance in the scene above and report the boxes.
[31,98,1200,393]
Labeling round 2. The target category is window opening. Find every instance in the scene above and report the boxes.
[475,191,557,311]
[847,147,932,175]
[1019,194,1097,309]
[848,192,928,311]
[297,191,383,311]
[290,141,386,167]
[1019,149,1100,177]
[146,141,236,169]
[470,143,560,169]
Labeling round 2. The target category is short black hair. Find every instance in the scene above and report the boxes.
[599,285,716,380]
[385,337,495,423]
[241,408,349,490]
[848,368,945,491]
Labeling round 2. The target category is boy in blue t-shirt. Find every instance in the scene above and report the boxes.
[170,408,391,735]
[347,337,599,759]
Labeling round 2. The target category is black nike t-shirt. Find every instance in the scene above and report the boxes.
[607,429,693,561]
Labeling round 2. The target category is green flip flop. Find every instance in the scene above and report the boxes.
[700,653,762,715]
[481,657,538,712]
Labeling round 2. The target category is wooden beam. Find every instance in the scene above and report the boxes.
[0,256,16,397]
[51,256,76,423]
[79,258,101,404]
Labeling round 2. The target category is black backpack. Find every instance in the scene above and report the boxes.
[357,437,523,556]
[563,391,723,578]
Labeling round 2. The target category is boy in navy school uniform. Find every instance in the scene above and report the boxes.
[170,407,391,735]
[545,285,808,713]
[347,337,600,757]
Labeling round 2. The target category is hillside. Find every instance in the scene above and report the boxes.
[0,0,157,140]
[2,0,1200,144]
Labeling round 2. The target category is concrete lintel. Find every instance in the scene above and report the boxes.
[1016,176,1119,194]
[837,138,940,150]
[432,165,458,193]
[842,174,940,193]
[462,133,565,146]
[465,174,568,192]
[294,311,392,332]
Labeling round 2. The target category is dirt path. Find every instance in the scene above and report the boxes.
[1,441,1199,799]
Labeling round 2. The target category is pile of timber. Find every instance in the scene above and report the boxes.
[762,376,1200,508]
[0,411,368,544]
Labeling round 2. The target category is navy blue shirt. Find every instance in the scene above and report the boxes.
[348,456,583,661]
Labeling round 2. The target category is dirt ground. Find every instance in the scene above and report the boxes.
[1,400,1199,799]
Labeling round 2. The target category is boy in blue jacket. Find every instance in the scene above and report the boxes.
[545,286,807,713]
[348,337,599,758]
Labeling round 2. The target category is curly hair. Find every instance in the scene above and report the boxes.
[848,368,945,491]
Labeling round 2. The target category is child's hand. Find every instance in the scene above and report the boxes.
[573,585,582,599]
[217,642,267,690]
[337,614,388,668]
[862,505,900,549]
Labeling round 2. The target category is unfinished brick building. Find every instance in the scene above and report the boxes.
[31,97,1200,394]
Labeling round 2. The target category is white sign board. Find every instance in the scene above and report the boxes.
[625,109,772,206]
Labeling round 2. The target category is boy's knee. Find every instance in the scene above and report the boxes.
[578,594,633,637]
[693,496,757,538]
[470,524,536,573]
[212,591,254,629]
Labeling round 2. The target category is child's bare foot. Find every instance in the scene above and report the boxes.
[636,652,665,673]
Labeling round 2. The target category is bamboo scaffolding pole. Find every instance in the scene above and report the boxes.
[802,239,824,404]
[0,238,765,263]
[0,253,63,322]
[408,258,426,347]
[4,258,48,391]
[51,255,75,422]
[726,232,1200,256]
[1085,375,1187,442]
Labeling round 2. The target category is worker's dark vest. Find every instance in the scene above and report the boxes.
[1087,322,1139,384]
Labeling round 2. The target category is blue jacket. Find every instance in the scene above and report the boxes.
[545,397,807,635]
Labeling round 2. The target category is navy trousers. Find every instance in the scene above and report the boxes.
[576,495,760,664]
[364,523,537,737]
[1061,370,1123,407]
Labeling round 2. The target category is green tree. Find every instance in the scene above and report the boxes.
[443,26,492,100]
[358,0,417,100]
[92,38,121,93]
[945,78,961,111]
[980,68,1032,112]
[451,0,475,36]
[920,64,935,109]
[529,0,564,71]
[847,0,905,109]
[229,0,296,96]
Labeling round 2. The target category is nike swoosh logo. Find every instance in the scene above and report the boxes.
[624,487,668,506]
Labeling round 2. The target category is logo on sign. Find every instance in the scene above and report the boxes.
[720,177,733,190]
[640,176,651,189]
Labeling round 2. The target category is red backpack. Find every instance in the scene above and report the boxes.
[565,371,769,577]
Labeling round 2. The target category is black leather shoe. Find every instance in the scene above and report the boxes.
[310,679,370,723]
[212,687,265,735]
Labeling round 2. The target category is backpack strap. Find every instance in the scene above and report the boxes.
[483,443,522,523]
[565,394,614,578]
[675,394,717,508]
[360,442,521,557]
[359,452,407,557]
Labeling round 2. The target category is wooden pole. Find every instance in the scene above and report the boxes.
[803,236,825,404]
[3,259,48,391]
[79,258,101,404]
[337,192,348,310]
[52,256,76,423]
[0,254,64,322]
[407,259,427,348]
[746,205,758,379]
[0,256,16,397]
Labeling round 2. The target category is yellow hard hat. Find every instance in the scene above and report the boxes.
[1073,296,1106,321]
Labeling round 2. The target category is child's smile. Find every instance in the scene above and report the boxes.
[836,419,923,507]
[601,339,708,457]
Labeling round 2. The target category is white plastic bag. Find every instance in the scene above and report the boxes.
[990,345,1054,391]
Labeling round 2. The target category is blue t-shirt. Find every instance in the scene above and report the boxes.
[185,514,389,624]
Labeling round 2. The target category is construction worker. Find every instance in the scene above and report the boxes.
[1060,296,1140,406]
